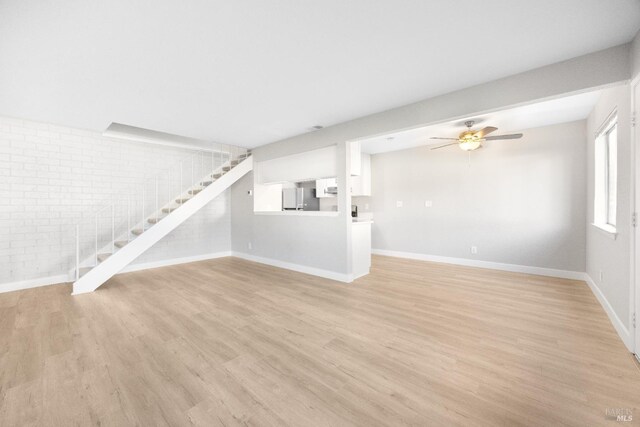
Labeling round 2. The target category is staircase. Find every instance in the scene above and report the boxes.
[72,147,252,295]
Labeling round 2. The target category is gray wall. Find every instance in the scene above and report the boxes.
[243,46,628,278]
[631,29,640,80]
[231,170,350,275]
[586,84,632,329]
[360,120,587,272]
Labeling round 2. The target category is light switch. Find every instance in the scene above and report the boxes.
[425,200,433,208]
[396,201,403,208]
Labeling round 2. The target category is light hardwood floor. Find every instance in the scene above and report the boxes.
[1,255,639,426]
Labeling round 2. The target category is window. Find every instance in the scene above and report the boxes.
[594,113,617,233]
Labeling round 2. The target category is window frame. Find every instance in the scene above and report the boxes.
[593,111,618,237]
[603,122,617,227]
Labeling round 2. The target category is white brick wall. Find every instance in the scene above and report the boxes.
[0,116,232,284]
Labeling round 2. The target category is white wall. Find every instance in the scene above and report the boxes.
[0,116,231,286]
[586,84,632,331]
[361,121,587,272]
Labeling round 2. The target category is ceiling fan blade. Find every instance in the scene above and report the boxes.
[473,126,498,138]
[484,133,523,141]
[430,142,458,150]
[429,137,459,140]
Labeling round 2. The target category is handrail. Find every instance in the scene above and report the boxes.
[77,145,238,222]
[79,151,196,220]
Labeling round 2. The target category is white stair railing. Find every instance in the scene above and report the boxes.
[73,143,249,279]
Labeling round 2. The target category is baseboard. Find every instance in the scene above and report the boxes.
[3,250,632,354]
[3,251,351,295]
[583,275,633,352]
[372,249,586,280]
[0,274,71,294]
[120,251,233,274]
[372,248,633,352]
[232,252,352,283]
[1,251,233,295]
[349,271,370,281]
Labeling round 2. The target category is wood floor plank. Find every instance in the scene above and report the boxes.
[0,255,639,426]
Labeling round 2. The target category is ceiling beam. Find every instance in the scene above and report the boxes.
[255,43,631,161]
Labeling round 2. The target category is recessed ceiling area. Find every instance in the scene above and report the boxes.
[359,90,603,154]
[0,1,638,148]
[103,123,216,151]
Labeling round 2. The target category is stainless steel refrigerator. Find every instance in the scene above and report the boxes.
[282,187,319,211]
[282,188,303,210]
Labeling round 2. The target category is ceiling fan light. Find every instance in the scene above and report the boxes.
[459,139,482,151]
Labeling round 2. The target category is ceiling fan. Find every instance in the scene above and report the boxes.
[429,120,523,151]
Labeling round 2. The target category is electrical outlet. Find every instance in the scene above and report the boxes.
[247,190,253,196]
[248,242,253,250]
[425,200,433,208]
[396,201,403,208]
[470,246,478,254]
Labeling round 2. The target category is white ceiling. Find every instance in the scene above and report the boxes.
[0,1,638,148]
[360,90,602,154]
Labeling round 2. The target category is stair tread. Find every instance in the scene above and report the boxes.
[131,228,145,235]
[97,253,111,262]
[114,240,129,248]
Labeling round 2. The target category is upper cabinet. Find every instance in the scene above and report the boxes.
[351,153,371,196]
[317,153,370,197]
[350,141,361,176]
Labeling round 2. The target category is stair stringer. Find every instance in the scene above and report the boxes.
[72,156,252,295]
[69,158,237,278]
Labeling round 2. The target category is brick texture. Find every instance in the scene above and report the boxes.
[0,116,232,284]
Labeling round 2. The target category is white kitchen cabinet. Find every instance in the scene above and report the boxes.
[351,153,371,196]
[350,141,361,176]
[316,177,337,198]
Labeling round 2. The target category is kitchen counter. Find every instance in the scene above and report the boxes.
[254,210,339,217]
[351,219,372,280]
[352,219,373,224]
